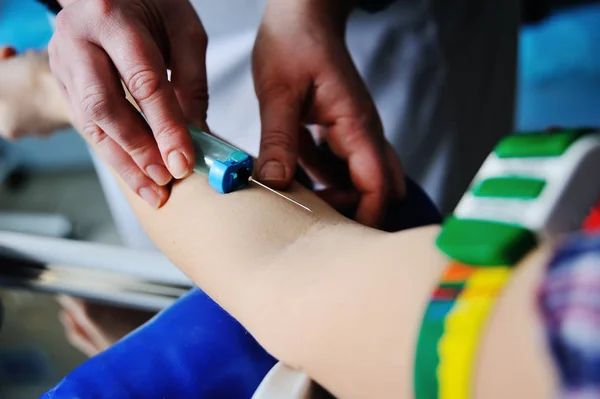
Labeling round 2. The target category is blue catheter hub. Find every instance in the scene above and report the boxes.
[208,151,254,194]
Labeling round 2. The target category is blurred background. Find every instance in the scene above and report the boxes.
[0,2,126,397]
[1,0,600,397]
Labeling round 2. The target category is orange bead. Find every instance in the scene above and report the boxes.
[441,262,475,282]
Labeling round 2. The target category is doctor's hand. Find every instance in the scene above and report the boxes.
[49,0,208,208]
[252,0,405,227]
[0,47,70,140]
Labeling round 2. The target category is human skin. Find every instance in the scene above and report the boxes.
[50,0,207,208]
[0,47,70,139]
[106,162,557,398]
[51,0,403,225]
[253,0,405,227]
[0,42,557,398]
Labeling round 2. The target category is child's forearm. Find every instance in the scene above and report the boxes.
[116,165,557,398]
[109,154,559,398]
[99,97,557,397]
[112,167,364,321]
[475,245,556,399]
[111,163,431,396]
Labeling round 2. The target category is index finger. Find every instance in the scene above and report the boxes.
[326,119,390,227]
[347,145,389,227]
[95,21,195,179]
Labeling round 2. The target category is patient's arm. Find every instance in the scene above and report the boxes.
[111,166,556,398]
[118,171,369,321]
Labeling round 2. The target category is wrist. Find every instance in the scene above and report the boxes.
[267,0,356,34]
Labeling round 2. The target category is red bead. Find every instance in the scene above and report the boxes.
[583,201,600,232]
[433,287,460,300]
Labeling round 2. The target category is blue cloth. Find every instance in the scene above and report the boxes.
[519,4,600,85]
[42,289,277,399]
[0,0,53,52]
[517,3,600,130]
[42,177,440,399]
[381,176,441,232]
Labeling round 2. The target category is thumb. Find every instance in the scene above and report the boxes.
[256,87,302,189]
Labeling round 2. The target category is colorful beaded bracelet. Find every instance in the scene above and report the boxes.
[414,129,600,399]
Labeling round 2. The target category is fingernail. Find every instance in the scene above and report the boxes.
[146,164,172,186]
[138,187,162,208]
[167,151,191,179]
[260,161,285,181]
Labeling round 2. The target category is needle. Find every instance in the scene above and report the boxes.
[248,177,312,213]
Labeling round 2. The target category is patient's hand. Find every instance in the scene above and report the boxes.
[0,47,71,140]
[57,295,155,357]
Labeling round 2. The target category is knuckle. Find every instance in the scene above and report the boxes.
[86,0,117,20]
[261,129,296,155]
[54,10,76,35]
[81,86,113,122]
[257,82,296,104]
[339,116,384,152]
[125,67,162,103]
[55,0,119,38]
[341,124,369,149]
[82,122,107,146]
[120,136,153,160]
[119,166,143,188]
[186,79,209,103]
[152,123,182,141]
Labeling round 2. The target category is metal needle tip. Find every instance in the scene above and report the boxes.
[249,177,312,213]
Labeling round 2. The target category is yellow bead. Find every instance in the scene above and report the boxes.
[437,269,511,399]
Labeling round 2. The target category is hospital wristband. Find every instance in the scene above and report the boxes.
[414,128,600,399]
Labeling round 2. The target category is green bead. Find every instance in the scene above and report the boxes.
[414,315,445,399]
[439,282,466,291]
[472,177,546,199]
[436,216,537,266]
[494,130,590,158]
